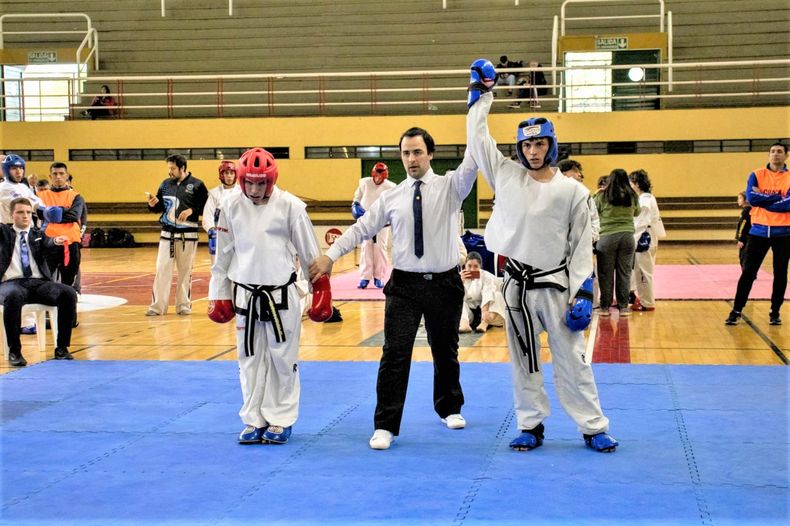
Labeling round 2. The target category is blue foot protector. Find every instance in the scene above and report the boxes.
[238,425,266,444]
[358,279,370,289]
[509,423,544,451]
[263,426,292,444]
[584,432,619,452]
[374,278,383,288]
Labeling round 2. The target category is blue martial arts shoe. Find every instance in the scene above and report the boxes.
[509,423,544,451]
[584,432,619,452]
[20,325,36,335]
[358,279,370,289]
[374,278,384,288]
[238,425,266,444]
[262,426,292,444]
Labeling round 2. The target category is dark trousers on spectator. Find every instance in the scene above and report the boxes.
[0,278,77,351]
[375,268,465,435]
[733,234,790,314]
[596,231,636,310]
[46,243,81,290]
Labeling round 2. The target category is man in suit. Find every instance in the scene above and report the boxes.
[0,197,78,366]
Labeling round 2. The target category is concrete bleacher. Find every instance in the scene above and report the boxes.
[478,196,739,244]
[87,201,356,245]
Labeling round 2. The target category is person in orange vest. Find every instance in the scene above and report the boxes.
[726,142,790,326]
[36,162,85,298]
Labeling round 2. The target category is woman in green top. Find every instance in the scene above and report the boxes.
[594,169,640,316]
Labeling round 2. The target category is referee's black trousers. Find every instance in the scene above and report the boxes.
[375,268,465,435]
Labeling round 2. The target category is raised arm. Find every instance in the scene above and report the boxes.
[466,60,508,193]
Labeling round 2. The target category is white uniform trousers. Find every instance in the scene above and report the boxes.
[503,284,609,435]
[149,233,197,314]
[236,284,302,429]
[358,234,389,281]
[631,245,657,308]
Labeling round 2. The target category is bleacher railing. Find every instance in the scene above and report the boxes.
[1,58,788,120]
[0,13,99,72]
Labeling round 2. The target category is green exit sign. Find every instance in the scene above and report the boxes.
[595,37,628,50]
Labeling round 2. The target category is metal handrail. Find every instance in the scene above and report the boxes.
[0,13,99,71]
[561,0,665,34]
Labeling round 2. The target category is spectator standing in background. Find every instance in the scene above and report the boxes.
[735,191,752,271]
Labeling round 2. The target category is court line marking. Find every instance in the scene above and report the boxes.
[727,301,788,365]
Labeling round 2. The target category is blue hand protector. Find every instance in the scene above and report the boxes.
[351,201,366,220]
[43,206,64,223]
[565,274,594,331]
[208,228,217,256]
[467,58,497,108]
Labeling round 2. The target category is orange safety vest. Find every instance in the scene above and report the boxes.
[38,188,82,243]
[750,167,790,228]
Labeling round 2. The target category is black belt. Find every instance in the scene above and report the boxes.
[160,231,198,258]
[503,258,567,374]
[392,266,459,281]
[233,272,297,357]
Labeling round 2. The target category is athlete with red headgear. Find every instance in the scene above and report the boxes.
[351,162,397,288]
[202,160,239,257]
[208,148,332,445]
[466,59,617,453]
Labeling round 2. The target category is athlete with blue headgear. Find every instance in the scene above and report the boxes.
[466,59,617,453]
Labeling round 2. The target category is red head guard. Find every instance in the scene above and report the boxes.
[217,160,237,184]
[371,162,389,185]
[236,148,278,199]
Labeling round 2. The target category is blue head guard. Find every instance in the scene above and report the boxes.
[515,118,558,169]
[2,154,26,181]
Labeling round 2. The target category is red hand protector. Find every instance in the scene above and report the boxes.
[208,299,234,323]
[308,275,333,322]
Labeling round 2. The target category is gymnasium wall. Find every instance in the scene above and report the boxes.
[3,105,788,203]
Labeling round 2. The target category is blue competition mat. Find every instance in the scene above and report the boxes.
[1,360,787,525]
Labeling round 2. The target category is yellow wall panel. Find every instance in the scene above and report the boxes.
[2,106,788,203]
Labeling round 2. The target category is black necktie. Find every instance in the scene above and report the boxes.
[20,231,32,278]
[413,180,423,258]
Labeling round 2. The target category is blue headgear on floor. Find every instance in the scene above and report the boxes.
[515,118,558,169]
[2,154,26,181]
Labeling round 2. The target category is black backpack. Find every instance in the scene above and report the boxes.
[89,228,106,248]
[105,228,136,248]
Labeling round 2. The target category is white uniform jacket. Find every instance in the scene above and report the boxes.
[209,186,320,299]
[466,93,593,300]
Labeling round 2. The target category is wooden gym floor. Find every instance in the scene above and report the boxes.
[0,244,787,375]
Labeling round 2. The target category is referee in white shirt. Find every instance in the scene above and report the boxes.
[310,127,478,450]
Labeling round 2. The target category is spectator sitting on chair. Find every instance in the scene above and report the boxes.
[510,60,548,109]
[0,197,78,367]
[85,85,116,120]
[495,55,521,97]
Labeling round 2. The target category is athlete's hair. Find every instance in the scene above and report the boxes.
[466,251,483,264]
[629,169,652,193]
[166,154,188,171]
[557,159,582,173]
[603,168,638,207]
[399,127,435,154]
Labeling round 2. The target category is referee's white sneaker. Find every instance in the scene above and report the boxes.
[441,414,466,429]
[369,429,394,450]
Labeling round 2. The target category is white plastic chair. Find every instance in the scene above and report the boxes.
[1,304,58,359]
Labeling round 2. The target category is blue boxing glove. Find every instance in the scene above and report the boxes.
[208,228,217,255]
[351,201,366,220]
[565,274,594,331]
[467,58,497,107]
